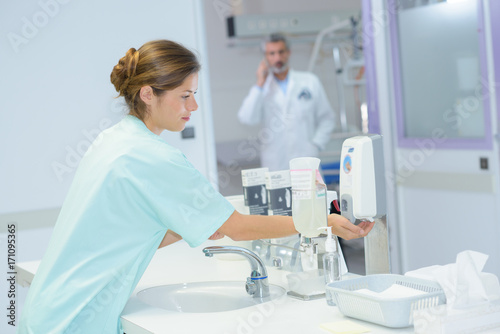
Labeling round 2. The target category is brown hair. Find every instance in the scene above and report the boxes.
[110,40,201,120]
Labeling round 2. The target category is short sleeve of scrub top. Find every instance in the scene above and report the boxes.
[17,115,235,334]
[122,125,234,247]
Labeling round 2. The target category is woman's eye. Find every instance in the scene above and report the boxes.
[182,95,190,100]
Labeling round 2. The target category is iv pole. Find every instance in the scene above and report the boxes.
[307,17,365,134]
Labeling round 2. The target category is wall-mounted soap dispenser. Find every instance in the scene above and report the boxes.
[339,134,390,275]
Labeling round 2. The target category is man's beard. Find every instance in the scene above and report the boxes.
[269,62,289,74]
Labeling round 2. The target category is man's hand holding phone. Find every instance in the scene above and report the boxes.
[256,59,268,87]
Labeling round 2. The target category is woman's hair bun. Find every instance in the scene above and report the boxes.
[110,40,200,120]
[110,48,140,95]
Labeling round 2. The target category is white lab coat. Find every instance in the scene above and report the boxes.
[238,69,335,171]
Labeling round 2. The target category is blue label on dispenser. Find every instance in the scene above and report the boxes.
[343,155,352,174]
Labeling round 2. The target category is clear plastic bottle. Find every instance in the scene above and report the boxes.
[290,157,328,238]
[322,226,341,306]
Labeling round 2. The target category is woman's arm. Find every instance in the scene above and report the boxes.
[159,229,226,248]
[217,211,295,241]
[217,211,374,241]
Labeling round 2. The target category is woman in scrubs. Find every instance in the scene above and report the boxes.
[18,40,373,334]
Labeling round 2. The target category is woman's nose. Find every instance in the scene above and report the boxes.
[189,96,198,111]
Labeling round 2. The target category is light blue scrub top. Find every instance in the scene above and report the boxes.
[18,115,235,334]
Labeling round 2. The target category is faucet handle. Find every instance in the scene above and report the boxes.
[245,277,257,296]
[272,257,283,269]
[250,269,265,279]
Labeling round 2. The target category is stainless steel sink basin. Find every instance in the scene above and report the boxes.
[137,281,286,313]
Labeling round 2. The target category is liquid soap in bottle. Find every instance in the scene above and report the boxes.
[289,157,328,238]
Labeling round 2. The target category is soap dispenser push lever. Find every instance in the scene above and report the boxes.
[203,246,270,298]
[339,134,390,274]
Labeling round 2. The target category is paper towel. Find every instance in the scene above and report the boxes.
[356,284,427,299]
[406,250,500,309]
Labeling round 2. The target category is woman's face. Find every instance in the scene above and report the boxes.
[144,72,198,135]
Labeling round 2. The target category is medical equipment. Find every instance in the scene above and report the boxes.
[226,11,357,39]
[307,15,365,136]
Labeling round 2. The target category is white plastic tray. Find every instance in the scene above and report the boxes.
[326,274,446,328]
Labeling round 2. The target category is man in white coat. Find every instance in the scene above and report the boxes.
[238,32,336,171]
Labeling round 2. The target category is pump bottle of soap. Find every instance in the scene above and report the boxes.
[322,226,341,306]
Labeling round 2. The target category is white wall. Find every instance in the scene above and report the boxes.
[0,0,217,217]
[203,0,363,147]
[370,0,500,276]
[1,1,215,332]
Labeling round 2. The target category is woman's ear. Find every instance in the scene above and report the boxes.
[139,86,154,105]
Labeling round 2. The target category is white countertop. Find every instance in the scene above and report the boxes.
[121,240,414,334]
[17,239,414,334]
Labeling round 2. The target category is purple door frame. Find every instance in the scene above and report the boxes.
[362,0,498,150]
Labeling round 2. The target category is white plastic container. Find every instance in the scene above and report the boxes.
[286,269,326,299]
[413,299,500,333]
[326,274,446,328]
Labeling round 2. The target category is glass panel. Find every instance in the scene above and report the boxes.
[397,0,485,139]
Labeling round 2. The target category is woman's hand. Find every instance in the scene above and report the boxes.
[327,214,375,240]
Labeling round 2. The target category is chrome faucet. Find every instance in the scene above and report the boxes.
[203,246,270,298]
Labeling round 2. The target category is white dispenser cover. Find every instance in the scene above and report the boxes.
[339,135,386,222]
